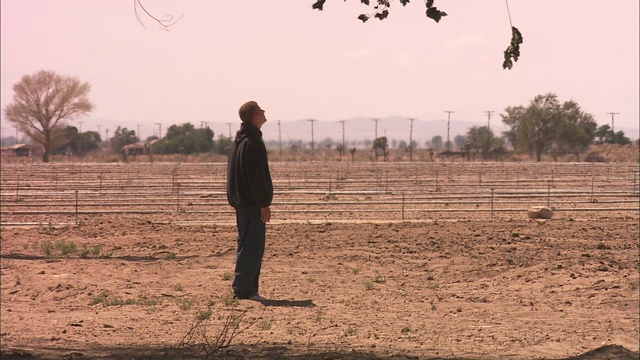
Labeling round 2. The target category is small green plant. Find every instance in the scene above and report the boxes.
[172,283,184,292]
[90,291,109,305]
[364,281,374,290]
[352,267,360,275]
[221,291,238,307]
[307,277,316,283]
[427,283,439,291]
[222,272,234,281]
[42,222,56,235]
[345,325,357,336]
[55,240,78,256]
[40,241,53,256]
[401,326,411,334]
[372,272,385,283]
[197,309,213,321]
[179,298,194,311]
[258,318,274,331]
[430,300,438,311]
[163,252,177,260]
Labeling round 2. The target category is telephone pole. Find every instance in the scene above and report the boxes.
[136,124,142,140]
[277,120,282,155]
[445,110,455,152]
[339,120,346,150]
[155,123,162,138]
[607,112,619,135]
[226,122,232,138]
[77,121,83,133]
[408,118,415,161]
[484,110,494,130]
[372,118,380,139]
[307,119,317,157]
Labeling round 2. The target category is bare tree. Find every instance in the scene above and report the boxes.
[4,70,94,162]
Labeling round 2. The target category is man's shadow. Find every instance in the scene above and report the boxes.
[258,298,316,307]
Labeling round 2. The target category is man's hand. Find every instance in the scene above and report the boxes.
[261,206,271,223]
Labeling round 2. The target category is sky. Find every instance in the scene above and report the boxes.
[1,0,639,142]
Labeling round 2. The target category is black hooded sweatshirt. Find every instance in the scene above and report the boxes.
[226,122,273,209]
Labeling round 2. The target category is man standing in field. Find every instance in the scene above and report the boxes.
[226,101,273,302]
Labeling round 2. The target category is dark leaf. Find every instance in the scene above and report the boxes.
[374,9,389,20]
[426,0,434,8]
[502,26,523,70]
[361,0,370,5]
[357,14,369,22]
[426,7,446,23]
[377,0,390,6]
[312,0,326,10]
[400,0,410,5]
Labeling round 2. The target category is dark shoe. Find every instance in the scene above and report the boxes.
[247,294,268,302]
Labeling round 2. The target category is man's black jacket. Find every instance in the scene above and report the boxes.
[226,122,273,209]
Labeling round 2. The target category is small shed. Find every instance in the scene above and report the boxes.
[10,144,36,157]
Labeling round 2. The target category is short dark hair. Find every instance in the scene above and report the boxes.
[239,101,261,123]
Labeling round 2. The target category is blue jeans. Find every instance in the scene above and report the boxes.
[232,208,266,298]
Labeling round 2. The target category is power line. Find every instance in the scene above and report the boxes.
[154,123,162,138]
[484,110,495,130]
[339,120,347,150]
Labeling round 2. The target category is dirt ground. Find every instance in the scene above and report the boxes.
[1,213,638,359]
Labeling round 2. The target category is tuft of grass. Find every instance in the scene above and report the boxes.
[172,283,184,292]
[364,281,374,290]
[197,309,213,321]
[352,267,360,275]
[430,300,438,311]
[178,298,194,311]
[427,283,439,291]
[372,272,385,284]
[307,277,316,283]
[345,325,357,336]
[222,272,234,281]
[221,291,238,307]
[163,252,177,260]
[90,291,157,307]
[401,326,411,334]
[257,318,274,331]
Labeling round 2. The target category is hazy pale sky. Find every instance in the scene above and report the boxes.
[1,0,639,140]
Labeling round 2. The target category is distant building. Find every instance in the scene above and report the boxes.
[7,144,37,157]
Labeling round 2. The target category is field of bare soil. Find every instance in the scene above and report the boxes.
[1,160,639,360]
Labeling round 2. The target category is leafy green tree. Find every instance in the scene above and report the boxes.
[555,101,597,161]
[594,125,631,145]
[212,135,233,155]
[500,105,525,150]
[430,135,443,151]
[54,127,102,156]
[466,126,496,158]
[110,127,139,153]
[372,136,388,161]
[4,70,94,162]
[519,93,562,161]
[152,123,214,154]
[453,135,466,151]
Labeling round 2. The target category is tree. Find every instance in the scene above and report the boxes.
[430,135,443,151]
[311,0,522,69]
[4,70,94,162]
[594,125,631,145]
[152,123,214,154]
[372,136,389,161]
[466,126,496,158]
[453,135,466,151]
[500,105,526,150]
[519,93,562,162]
[110,127,139,153]
[555,100,597,161]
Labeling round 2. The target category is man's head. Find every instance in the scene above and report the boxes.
[239,101,267,129]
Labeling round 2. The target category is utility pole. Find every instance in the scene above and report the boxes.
[15,128,19,145]
[278,120,282,155]
[607,112,619,136]
[77,121,83,133]
[307,119,317,157]
[1,127,4,146]
[155,123,162,138]
[226,122,232,138]
[484,110,494,130]
[339,120,346,151]
[445,110,455,152]
[372,118,380,139]
[407,118,415,161]
[136,124,142,140]
[105,128,109,151]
